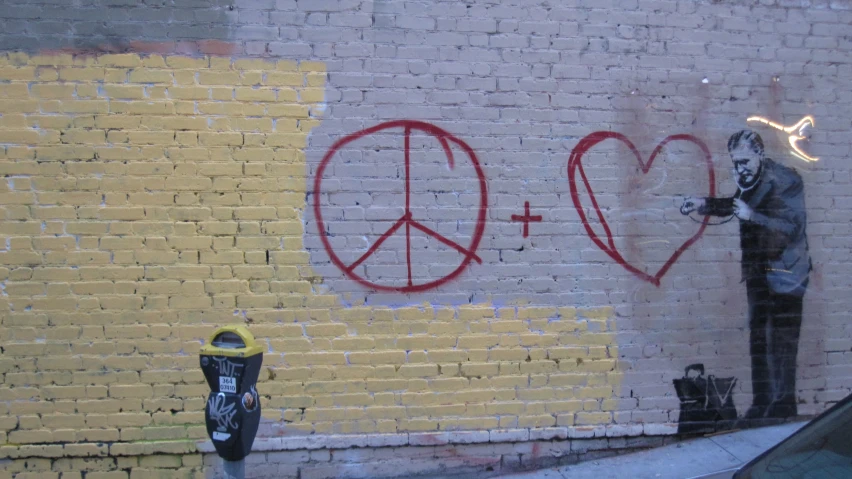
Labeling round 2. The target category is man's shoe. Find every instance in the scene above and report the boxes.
[766,402,797,418]
[744,405,767,419]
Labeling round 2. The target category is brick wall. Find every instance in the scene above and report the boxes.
[1,0,851,478]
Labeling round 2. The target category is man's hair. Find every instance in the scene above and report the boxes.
[727,129,764,157]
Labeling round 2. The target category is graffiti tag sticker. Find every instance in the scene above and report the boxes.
[207,392,239,433]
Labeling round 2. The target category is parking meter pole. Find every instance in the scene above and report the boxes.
[223,459,245,479]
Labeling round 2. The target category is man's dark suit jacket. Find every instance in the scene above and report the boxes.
[699,158,811,296]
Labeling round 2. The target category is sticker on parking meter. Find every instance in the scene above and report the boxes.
[219,376,237,393]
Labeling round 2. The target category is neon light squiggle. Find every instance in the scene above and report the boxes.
[746,115,818,162]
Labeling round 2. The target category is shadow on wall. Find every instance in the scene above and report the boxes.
[0,0,235,52]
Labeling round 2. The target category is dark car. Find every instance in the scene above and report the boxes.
[697,393,852,478]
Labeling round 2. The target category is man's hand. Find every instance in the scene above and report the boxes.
[733,198,753,221]
[680,197,705,215]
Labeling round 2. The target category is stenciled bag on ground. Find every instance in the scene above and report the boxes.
[673,363,738,434]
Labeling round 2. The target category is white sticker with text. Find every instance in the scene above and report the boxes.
[219,376,236,393]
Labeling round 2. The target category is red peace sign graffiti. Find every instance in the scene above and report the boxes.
[313,120,488,293]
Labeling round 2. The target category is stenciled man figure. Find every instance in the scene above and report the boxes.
[681,130,811,419]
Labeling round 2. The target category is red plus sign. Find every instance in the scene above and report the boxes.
[511,201,542,238]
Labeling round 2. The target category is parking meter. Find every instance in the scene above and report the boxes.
[199,325,263,462]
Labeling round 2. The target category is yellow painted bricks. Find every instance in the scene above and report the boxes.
[0,53,621,453]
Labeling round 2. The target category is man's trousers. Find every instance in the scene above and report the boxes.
[746,277,804,418]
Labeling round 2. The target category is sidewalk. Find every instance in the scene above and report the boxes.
[500,421,807,479]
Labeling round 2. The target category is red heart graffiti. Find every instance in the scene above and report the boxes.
[568,132,716,286]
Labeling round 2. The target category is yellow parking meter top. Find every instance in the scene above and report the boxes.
[199,325,263,358]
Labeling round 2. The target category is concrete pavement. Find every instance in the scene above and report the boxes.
[500,421,808,479]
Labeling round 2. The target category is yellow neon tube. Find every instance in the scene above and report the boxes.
[746,115,818,162]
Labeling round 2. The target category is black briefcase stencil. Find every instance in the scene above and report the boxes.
[673,363,738,434]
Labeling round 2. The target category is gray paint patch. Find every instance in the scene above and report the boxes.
[0,0,235,52]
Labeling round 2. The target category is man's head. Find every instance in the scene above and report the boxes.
[728,129,764,188]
